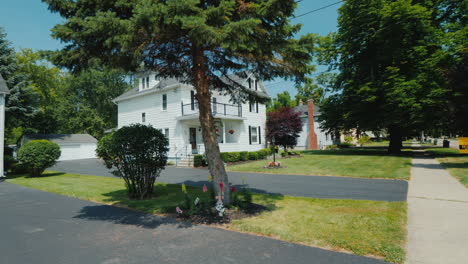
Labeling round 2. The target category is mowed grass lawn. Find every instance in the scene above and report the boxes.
[228,148,411,180]
[426,148,468,188]
[7,172,407,263]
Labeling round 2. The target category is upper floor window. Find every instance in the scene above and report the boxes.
[162,94,167,110]
[191,90,196,110]
[142,112,146,123]
[248,78,252,89]
[164,128,169,143]
[255,79,258,90]
[212,97,217,113]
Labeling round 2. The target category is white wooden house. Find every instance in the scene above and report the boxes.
[113,71,268,164]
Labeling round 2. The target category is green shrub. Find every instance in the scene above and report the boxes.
[96,132,115,169]
[220,152,241,163]
[4,155,16,171]
[239,151,249,161]
[281,151,288,157]
[220,152,230,163]
[233,187,253,208]
[248,152,258,160]
[17,140,61,177]
[326,145,338,150]
[338,142,355,148]
[257,149,268,159]
[193,154,204,167]
[96,124,169,200]
[344,136,354,143]
[357,136,371,146]
[10,162,28,175]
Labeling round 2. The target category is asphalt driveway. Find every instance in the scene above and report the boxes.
[50,159,408,202]
[0,182,389,264]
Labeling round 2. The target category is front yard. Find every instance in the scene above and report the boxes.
[228,148,412,180]
[7,172,407,263]
[426,148,468,187]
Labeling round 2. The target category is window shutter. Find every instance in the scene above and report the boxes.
[249,101,252,112]
[258,126,261,144]
[249,126,252,145]
[256,102,259,113]
[191,90,195,110]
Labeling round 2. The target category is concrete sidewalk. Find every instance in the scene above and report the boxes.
[407,148,468,264]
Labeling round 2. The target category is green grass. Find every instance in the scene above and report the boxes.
[228,148,411,180]
[426,148,468,188]
[7,171,407,263]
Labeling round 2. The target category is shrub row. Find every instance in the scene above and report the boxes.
[193,148,272,167]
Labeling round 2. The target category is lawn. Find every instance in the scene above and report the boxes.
[426,148,468,188]
[7,172,407,263]
[228,148,412,180]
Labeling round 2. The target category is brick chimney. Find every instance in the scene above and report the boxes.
[307,99,319,150]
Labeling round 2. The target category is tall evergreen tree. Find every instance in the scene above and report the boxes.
[318,0,447,153]
[43,0,315,202]
[0,28,39,142]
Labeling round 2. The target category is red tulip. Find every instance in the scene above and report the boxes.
[219,182,224,191]
[202,184,208,192]
[231,186,236,193]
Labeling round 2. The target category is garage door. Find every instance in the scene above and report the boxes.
[59,144,97,161]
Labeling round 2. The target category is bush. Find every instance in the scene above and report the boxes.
[281,151,288,157]
[194,154,204,167]
[338,142,355,148]
[357,136,371,146]
[96,124,169,199]
[17,140,61,177]
[10,162,28,175]
[344,136,354,143]
[248,152,258,160]
[4,155,16,171]
[233,187,253,208]
[326,145,338,150]
[257,149,268,159]
[220,152,241,163]
[239,151,249,161]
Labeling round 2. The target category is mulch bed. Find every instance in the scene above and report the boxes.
[174,203,269,225]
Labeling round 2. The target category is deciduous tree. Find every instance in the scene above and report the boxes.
[266,107,303,151]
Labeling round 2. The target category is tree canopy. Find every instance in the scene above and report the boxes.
[43,0,316,203]
[266,106,303,151]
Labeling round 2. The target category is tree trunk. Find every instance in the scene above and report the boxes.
[191,45,231,204]
[388,125,403,154]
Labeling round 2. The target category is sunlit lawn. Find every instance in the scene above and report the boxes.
[426,148,468,188]
[7,172,406,263]
[228,148,411,180]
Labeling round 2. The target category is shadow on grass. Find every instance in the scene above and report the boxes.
[73,204,193,229]
[6,171,66,179]
[301,148,413,157]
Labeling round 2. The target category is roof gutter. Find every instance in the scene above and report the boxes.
[113,83,183,103]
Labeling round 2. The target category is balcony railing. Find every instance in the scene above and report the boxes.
[181,102,242,117]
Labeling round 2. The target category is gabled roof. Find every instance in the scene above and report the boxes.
[113,77,180,102]
[22,134,97,144]
[0,74,10,94]
[113,71,269,103]
[294,104,321,117]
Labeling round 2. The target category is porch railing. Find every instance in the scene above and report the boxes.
[181,102,242,117]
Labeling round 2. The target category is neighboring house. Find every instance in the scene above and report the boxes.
[0,74,10,177]
[113,71,268,164]
[294,99,336,150]
[18,134,98,161]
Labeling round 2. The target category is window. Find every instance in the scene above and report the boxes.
[162,94,167,110]
[256,102,259,113]
[248,78,252,89]
[249,126,258,144]
[212,97,217,113]
[249,101,255,112]
[146,76,149,88]
[141,112,146,123]
[254,79,258,90]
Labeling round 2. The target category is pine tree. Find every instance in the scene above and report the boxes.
[0,28,39,140]
[43,0,315,202]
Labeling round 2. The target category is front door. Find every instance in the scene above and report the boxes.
[189,128,197,154]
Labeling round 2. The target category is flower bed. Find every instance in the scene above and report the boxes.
[264,161,285,169]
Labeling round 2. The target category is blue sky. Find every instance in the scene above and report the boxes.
[0,0,342,97]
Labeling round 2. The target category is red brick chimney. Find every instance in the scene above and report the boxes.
[307,99,319,150]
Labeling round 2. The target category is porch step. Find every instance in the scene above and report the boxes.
[176,155,194,167]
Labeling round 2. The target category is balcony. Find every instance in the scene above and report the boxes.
[179,102,244,120]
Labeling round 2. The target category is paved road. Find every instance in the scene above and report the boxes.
[0,183,389,264]
[51,159,408,202]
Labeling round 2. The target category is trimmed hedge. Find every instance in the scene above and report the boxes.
[239,151,249,161]
[193,154,204,167]
[248,152,259,160]
[17,140,61,177]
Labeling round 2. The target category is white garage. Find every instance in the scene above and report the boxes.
[19,134,98,161]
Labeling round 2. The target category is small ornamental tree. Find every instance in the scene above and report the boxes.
[96,124,169,200]
[266,107,303,152]
[17,140,61,177]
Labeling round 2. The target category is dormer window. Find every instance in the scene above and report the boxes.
[248,78,252,89]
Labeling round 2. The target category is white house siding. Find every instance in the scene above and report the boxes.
[296,118,334,150]
[58,143,97,161]
[117,85,266,159]
[296,117,309,150]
